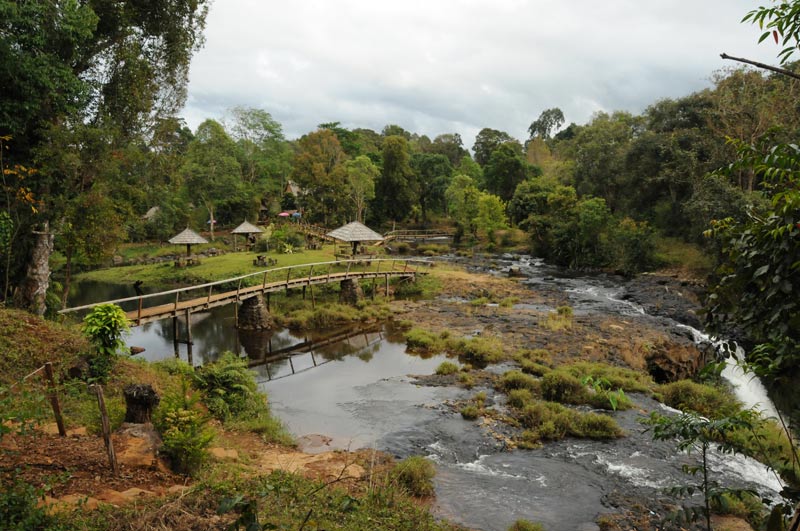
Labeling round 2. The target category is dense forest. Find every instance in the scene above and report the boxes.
[0,1,798,375]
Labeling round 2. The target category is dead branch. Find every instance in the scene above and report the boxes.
[720,52,800,81]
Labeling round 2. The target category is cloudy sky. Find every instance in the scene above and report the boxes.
[181,0,780,146]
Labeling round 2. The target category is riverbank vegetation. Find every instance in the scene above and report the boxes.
[0,307,464,530]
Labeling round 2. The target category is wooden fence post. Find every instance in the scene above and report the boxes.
[43,362,66,437]
[91,384,120,475]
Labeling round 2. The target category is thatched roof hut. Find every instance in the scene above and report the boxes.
[169,227,208,256]
[231,220,263,250]
[326,221,384,255]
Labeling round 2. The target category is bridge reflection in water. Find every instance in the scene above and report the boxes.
[244,325,384,383]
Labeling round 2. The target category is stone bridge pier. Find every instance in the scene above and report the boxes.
[238,295,274,330]
[339,279,364,305]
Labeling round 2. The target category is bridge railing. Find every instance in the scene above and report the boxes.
[59,258,434,317]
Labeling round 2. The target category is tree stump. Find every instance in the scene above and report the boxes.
[123,384,161,424]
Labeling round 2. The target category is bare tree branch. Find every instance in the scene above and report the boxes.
[720,52,800,81]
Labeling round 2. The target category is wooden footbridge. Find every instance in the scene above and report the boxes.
[59,258,432,327]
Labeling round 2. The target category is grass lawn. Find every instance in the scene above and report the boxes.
[74,246,428,289]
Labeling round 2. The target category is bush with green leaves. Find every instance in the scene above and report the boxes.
[644,409,762,531]
[435,361,460,375]
[540,371,587,404]
[658,380,740,419]
[193,352,258,421]
[156,382,214,476]
[508,519,545,531]
[82,304,130,382]
[393,456,436,497]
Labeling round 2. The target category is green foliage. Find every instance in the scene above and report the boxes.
[0,476,68,531]
[405,328,444,353]
[658,380,740,419]
[610,217,657,275]
[82,304,129,382]
[393,456,436,497]
[518,400,622,442]
[435,361,460,375]
[458,372,476,388]
[507,388,536,409]
[460,405,480,420]
[499,370,540,393]
[156,383,214,476]
[705,140,800,377]
[193,352,258,421]
[561,361,653,393]
[508,519,545,531]
[644,409,763,531]
[540,371,587,404]
[453,335,506,364]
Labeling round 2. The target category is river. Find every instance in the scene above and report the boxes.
[68,256,786,530]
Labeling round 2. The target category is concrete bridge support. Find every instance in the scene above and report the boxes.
[238,295,274,330]
[339,278,364,305]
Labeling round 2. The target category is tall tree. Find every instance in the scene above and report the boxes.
[428,133,469,167]
[374,135,416,223]
[483,143,540,202]
[291,129,349,225]
[528,108,565,140]
[472,128,517,167]
[411,153,453,220]
[0,0,208,312]
[344,156,378,223]
[181,120,244,239]
[228,107,290,190]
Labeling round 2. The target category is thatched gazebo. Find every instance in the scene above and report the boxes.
[169,227,208,257]
[326,221,384,256]
[231,220,263,251]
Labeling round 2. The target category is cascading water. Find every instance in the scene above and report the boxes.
[72,255,791,530]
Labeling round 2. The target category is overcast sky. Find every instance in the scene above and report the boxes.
[181,0,780,146]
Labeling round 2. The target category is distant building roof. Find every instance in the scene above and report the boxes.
[231,220,263,235]
[326,221,384,242]
[168,227,208,245]
[284,180,302,196]
[142,206,160,221]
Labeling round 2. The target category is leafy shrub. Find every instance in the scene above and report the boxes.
[193,352,258,421]
[520,360,551,377]
[458,373,476,388]
[472,391,487,405]
[507,388,535,409]
[515,349,552,365]
[540,372,587,403]
[454,336,506,364]
[394,456,436,497]
[499,370,540,393]
[460,405,480,420]
[82,304,129,382]
[508,519,545,531]
[435,361,460,375]
[517,400,622,442]
[611,217,657,276]
[156,384,213,476]
[0,477,66,531]
[562,362,652,393]
[659,380,740,418]
[572,412,623,439]
[405,328,444,353]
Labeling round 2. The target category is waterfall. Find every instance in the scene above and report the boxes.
[676,324,779,419]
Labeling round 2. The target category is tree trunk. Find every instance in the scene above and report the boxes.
[14,221,54,316]
[123,384,160,424]
[61,246,73,310]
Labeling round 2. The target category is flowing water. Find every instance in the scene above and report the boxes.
[68,258,786,531]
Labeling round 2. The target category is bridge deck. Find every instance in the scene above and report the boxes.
[125,269,416,326]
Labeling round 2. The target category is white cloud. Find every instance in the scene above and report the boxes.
[181,0,782,146]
